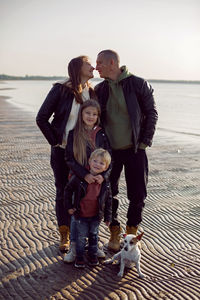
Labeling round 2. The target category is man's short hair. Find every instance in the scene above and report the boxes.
[90,148,111,169]
[98,49,120,65]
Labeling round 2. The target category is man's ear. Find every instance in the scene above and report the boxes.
[110,58,115,66]
[122,233,127,239]
[136,232,144,241]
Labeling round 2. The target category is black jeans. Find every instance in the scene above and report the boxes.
[50,146,70,226]
[110,148,148,227]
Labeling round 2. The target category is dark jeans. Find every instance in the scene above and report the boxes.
[50,146,70,227]
[110,148,148,227]
[74,216,100,258]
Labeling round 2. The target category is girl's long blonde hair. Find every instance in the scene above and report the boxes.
[73,100,101,165]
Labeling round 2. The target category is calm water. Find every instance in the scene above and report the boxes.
[1,79,200,143]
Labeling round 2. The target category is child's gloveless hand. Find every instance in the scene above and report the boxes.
[68,208,76,215]
[105,221,110,226]
[94,175,104,184]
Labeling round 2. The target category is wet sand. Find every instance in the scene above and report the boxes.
[0,95,200,300]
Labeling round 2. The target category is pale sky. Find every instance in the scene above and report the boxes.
[0,0,200,80]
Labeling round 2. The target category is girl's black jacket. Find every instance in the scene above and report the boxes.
[64,175,112,223]
[65,128,112,181]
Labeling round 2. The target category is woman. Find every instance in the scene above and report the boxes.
[36,56,95,252]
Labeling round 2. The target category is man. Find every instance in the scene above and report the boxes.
[95,50,158,251]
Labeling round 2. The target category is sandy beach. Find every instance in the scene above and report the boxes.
[0,95,200,300]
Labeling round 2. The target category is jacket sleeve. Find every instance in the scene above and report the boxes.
[97,130,112,181]
[104,184,112,223]
[137,80,158,146]
[36,84,61,146]
[65,130,89,180]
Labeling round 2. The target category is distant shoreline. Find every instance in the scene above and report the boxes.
[0,74,200,84]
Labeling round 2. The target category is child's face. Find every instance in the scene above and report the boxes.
[89,155,107,175]
[82,106,98,129]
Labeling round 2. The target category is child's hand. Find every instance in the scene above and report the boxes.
[94,174,104,184]
[68,208,76,215]
[84,173,96,184]
[105,221,110,227]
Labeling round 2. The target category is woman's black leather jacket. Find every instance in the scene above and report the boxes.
[36,83,94,146]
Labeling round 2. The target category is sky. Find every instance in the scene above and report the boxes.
[0,0,200,80]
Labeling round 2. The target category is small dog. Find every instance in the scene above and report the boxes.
[104,232,144,278]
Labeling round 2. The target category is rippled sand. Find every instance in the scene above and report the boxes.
[0,96,200,300]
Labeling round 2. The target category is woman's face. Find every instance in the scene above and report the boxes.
[82,106,98,129]
[80,59,94,80]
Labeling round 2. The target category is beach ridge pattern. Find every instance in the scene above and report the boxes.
[0,97,200,299]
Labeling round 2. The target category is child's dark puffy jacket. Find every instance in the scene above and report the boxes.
[64,175,112,223]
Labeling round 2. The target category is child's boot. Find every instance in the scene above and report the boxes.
[63,242,76,263]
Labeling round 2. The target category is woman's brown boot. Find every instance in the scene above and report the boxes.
[59,225,70,252]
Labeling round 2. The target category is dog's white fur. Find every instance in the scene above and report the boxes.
[104,232,144,278]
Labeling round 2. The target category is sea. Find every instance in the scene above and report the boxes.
[0,79,200,145]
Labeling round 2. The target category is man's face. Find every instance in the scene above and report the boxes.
[96,54,110,78]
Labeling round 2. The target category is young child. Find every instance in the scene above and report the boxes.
[64,148,112,268]
[64,100,111,263]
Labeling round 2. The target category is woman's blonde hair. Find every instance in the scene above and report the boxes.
[64,55,95,103]
[73,100,101,165]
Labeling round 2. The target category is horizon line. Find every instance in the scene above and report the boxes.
[0,74,200,83]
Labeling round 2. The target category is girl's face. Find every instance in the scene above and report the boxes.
[82,106,98,129]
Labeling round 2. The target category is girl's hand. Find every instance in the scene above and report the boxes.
[84,173,96,184]
[94,175,104,184]
[105,221,110,227]
[68,208,76,215]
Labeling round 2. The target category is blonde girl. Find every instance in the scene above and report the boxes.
[65,99,111,184]
[64,100,111,263]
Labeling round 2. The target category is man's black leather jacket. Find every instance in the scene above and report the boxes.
[95,75,158,151]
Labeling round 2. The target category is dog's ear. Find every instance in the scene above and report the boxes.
[123,233,127,239]
[136,232,144,241]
